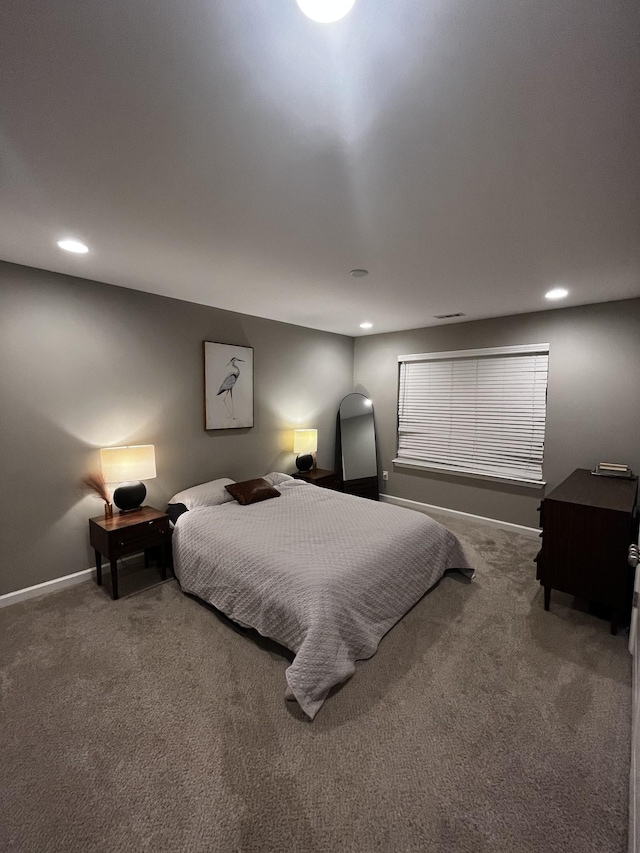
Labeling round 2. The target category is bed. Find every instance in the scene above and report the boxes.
[171,475,473,719]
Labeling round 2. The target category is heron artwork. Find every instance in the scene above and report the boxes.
[216,357,244,420]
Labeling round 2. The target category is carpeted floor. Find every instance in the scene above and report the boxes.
[0,512,631,853]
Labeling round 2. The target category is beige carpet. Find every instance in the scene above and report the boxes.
[0,513,631,853]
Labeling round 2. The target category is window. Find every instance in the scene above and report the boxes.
[395,343,550,486]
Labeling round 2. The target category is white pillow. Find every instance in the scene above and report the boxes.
[168,477,236,510]
[262,472,294,487]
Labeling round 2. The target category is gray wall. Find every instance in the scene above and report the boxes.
[355,298,640,528]
[0,262,353,596]
[2,258,638,596]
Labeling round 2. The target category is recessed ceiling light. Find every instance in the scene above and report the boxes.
[350,269,368,277]
[360,322,373,329]
[296,0,356,23]
[545,287,568,300]
[57,239,89,254]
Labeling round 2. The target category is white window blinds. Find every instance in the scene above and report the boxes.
[396,344,549,485]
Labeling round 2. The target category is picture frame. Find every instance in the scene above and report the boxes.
[204,341,254,430]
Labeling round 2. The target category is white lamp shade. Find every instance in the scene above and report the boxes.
[100,445,156,483]
[293,429,318,454]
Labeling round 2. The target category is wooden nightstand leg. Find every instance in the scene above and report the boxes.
[110,557,119,600]
[543,585,551,611]
[94,550,102,586]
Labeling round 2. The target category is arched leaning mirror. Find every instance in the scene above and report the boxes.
[337,393,379,501]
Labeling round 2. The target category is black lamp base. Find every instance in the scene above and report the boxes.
[113,481,146,512]
[295,454,313,473]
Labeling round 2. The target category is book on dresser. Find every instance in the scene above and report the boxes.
[536,468,639,634]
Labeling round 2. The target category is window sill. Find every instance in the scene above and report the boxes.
[392,459,546,489]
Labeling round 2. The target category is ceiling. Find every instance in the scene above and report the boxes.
[1,0,639,336]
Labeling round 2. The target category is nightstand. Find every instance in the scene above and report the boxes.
[292,468,341,491]
[89,506,171,600]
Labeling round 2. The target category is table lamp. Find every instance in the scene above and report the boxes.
[100,444,157,512]
[293,429,317,472]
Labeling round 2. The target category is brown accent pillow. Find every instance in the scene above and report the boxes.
[225,478,281,506]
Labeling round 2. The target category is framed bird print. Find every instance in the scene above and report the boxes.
[204,341,254,430]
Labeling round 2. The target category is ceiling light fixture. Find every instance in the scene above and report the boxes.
[296,0,356,23]
[545,287,569,300]
[360,322,373,329]
[57,239,89,254]
[350,269,368,278]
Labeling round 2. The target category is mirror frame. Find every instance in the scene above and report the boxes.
[336,392,380,501]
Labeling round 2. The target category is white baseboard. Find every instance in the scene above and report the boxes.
[380,493,541,538]
[0,567,95,609]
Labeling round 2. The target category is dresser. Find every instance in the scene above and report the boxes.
[536,468,638,634]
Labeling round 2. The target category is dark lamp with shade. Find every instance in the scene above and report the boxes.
[293,429,317,472]
[100,444,156,512]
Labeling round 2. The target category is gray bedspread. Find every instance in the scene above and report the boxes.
[172,480,472,718]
